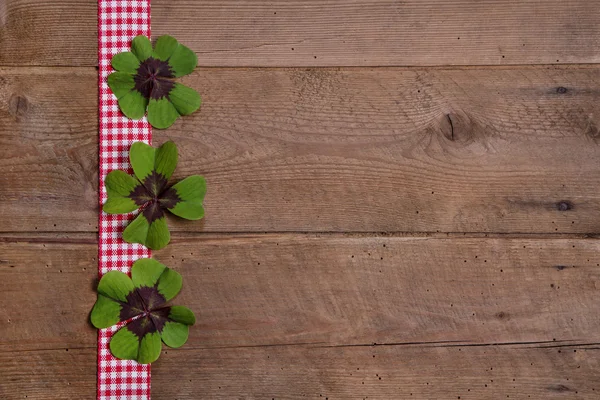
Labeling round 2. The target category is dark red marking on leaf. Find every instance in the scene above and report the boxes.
[149,307,171,333]
[137,286,167,310]
[129,184,152,206]
[143,171,169,197]
[134,57,175,100]
[120,290,145,320]
[159,187,181,209]
[127,315,157,338]
[142,201,165,223]
[120,302,144,321]
[126,171,182,223]
[120,286,171,339]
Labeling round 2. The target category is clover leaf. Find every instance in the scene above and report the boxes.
[91,258,196,364]
[103,140,206,250]
[107,35,201,129]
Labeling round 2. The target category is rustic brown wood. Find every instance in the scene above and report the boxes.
[0,348,96,400]
[2,345,599,399]
[2,1,600,67]
[2,2,599,398]
[153,0,600,67]
[2,236,599,352]
[0,239,97,352]
[0,67,99,232]
[153,345,600,399]
[0,1,97,67]
[2,66,600,233]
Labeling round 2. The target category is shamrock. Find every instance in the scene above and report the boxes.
[91,258,195,364]
[103,140,206,250]
[108,35,201,129]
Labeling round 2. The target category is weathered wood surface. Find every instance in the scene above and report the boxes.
[2,1,600,67]
[1,236,600,399]
[2,66,600,233]
[2,1,599,398]
[2,345,598,399]
[2,236,599,350]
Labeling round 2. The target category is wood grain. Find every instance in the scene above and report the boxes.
[2,345,599,399]
[3,66,600,233]
[2,236,599,352]
[0,0,96,67]
[3,1,599,398]
[152,345,600,399]
[2,236,600,398]
[153,0,600,67]
[2,1,600,67]
[0,67,98,232]
[0,239,96,352]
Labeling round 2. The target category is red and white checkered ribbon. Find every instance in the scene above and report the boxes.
[98,1,152,398]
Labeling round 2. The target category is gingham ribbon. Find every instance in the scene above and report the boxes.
[98,1,152,398]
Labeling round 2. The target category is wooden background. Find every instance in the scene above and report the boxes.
[1,0,600,398]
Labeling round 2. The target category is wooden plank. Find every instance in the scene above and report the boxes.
[0,67,98,232]
[0,0,97,67]
[2,1,600,67]
[2,66,600,233]
[2,345,599,399]
[0,238,97,352]
[0,348,96,400]
[153,345,600,399]
[152,0,600,67]
[2,236,599,352]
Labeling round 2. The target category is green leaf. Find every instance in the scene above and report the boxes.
[160,322,189,348]
[110,326,140,361]
[107,72,136,99]
[167,175,207,220]
[122,212,150,247]
[156,267,182,301]
[154,141,178,180]
[131,257,181,299]
[118,90,148,120]
[168,44,197,77]
[147,98,180,129]
[112,52,140,74]
[169,83,201,115]
[153,35,179,61]
[130,141,178,184]
[131,35,153,61]
[131,258,167,288]
[129,141,178,215]
[103,170,142,214]
[123,212,171,250]
[97,271,135,302]
[129,142,157,182]
[160,306,195,349]
[90,295,122,329]
[138,332,162,364]
[169,305,196,325]
[146,217,171,250]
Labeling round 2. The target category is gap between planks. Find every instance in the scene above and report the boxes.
[2,231,600,244]
[2,63,600,70]
[4,339,600,354]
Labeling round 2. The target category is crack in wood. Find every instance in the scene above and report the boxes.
[446,113,455,141]
[6,339,600,354]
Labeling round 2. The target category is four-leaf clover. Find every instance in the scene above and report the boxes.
[91,258,195,364]
[108,35,201,129]
[103,141,206,250]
